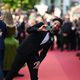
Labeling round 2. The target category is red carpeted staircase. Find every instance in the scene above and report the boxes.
[13,50,80,80]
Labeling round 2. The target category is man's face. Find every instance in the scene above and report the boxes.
[51,20,60,30]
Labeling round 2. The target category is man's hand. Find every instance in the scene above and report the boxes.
[33,61,40,69]
[38,25,47,31]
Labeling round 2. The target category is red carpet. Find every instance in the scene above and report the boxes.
[13,50,80,80]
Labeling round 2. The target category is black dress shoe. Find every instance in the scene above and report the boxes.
[3,70,8,77]
[14,73,24,77]
[76,53,80,57]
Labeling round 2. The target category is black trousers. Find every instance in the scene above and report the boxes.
[77,36,80,50]
[0,49,4,79]
[5,52,39,80]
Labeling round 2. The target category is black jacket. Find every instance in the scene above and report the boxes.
[17,22,52,62]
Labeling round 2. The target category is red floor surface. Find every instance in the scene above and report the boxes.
[13,50,80,80]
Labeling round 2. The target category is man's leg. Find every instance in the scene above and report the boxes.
[27,56,38,80]
[0,67,4,80]
[0,49,4,79]
[5,53,26,80]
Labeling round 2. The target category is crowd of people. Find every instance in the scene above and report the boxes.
[0,8,80,80]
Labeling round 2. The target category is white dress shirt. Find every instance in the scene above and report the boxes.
[40,32,50,45]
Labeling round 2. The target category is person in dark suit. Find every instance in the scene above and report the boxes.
[0,19,7,79]
[61,18,72,51]
[5,22,53,80]
[17,16,28,44]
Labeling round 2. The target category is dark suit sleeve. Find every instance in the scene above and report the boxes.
[26,26,38,33]
[33,43,51,63]
[39,43,51,62]
[26,22,44,34]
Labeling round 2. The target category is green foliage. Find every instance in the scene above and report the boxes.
[3,0,40,10]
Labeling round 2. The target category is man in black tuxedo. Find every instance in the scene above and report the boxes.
[5,22,53,80]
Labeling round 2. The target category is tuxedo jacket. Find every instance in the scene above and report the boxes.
[17,22,52,62]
